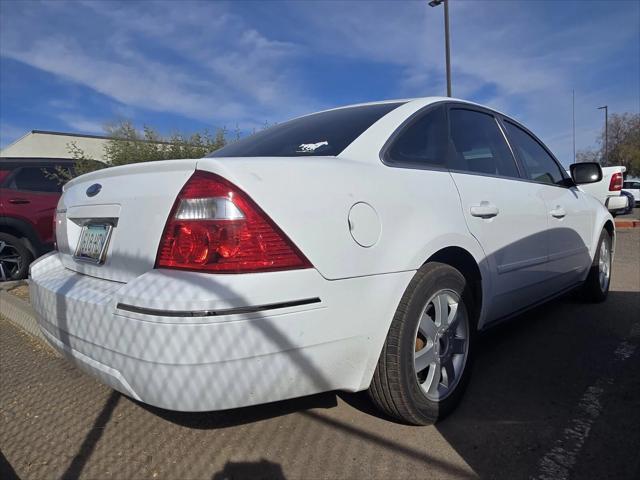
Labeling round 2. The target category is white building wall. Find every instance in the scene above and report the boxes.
[1,131,109,162]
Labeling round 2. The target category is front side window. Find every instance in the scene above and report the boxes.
[9,167,61,193]
[209,102,405,158]
[384,105,448,168]
[448,109,520,178]
[503,121,565,186]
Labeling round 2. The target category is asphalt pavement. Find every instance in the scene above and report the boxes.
[1,229,639,480]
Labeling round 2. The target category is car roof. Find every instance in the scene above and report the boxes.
[319,96,508,117]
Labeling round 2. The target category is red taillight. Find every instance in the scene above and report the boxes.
[609,172,623,191]
[155,170,312,273]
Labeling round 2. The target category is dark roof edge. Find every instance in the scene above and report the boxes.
[30,130,177,145]
[0,157,79,163]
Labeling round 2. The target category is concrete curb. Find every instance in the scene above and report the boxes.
[0,288,50,347]
[615,219,640,229]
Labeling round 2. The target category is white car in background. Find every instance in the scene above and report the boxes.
[623,180,640,206]
[575,165,628,215]
[30,97,614,425]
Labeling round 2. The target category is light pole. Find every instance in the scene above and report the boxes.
[598,105,608,165]
[428,0,452,97]
[572,90,576,163]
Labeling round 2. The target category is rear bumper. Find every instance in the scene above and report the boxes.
[29,253,413,412]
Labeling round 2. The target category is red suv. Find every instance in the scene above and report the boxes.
[0,158,76,281]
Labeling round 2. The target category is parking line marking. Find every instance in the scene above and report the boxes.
[532,340,637,480]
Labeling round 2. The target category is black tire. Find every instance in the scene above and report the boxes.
[368,262,476,425]
[581,229,612,303]
[0,233,32,281]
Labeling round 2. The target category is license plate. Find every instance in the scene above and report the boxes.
[74,224,113,264]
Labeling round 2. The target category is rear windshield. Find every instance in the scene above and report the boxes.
[208,102,405,158]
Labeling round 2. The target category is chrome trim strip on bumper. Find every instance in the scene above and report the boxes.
[116,297,322,318]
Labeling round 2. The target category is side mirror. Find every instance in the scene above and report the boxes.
[570,162,602,185]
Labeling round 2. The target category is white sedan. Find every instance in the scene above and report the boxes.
[30,97,614,425]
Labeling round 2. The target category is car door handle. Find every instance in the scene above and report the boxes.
[8,198,30,205]
[550,207,566,219]
[470,202,499,219]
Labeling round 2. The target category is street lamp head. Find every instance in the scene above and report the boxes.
[598,105,607,110]
[428,0,444,7]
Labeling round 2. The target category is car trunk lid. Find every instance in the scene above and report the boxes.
[56,159,199,283]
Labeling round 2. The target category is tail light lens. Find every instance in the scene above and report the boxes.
[609,172,623,191]
[156,170,312,273]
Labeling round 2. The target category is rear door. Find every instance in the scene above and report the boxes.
[447,105,551,322]
[501,119,593,289]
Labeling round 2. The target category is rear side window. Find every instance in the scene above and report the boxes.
[9,167,62,193]
[503,121,565,186]
[208,102,405,158]
[0,169,13,184]
[384,105,448,168]
[448,109,520,178]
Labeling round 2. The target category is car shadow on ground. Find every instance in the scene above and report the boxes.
[140,390,339,429]
[211,459,286,480]
[436,290,640,479]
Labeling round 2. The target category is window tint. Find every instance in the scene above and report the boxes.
[209,102,405,158]
[10,167,62,193]
[0,169,13,184]
[503,121,565,185]
[624,181,640,189]
[385,105,448,167]
[448,109,519,178]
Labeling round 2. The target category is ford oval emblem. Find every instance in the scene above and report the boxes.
[86,183,102,197]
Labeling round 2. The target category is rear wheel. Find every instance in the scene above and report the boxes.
[368,262,476,425]
[581,229,612,303]
[0,233,32,281]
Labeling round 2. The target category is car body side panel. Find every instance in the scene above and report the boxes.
[195,156,478,282]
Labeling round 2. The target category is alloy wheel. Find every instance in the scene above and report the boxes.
[0,240,23,281]
[598,237,611,292]
[413,289,469,401]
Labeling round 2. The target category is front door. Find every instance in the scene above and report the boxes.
[501,119,594,291]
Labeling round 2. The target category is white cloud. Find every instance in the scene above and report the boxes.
[57,113,105,134]
[0,0,313,128]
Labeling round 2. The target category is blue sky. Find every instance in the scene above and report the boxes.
[1,0,638,165]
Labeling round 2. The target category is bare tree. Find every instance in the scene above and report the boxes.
[580,113,640,175]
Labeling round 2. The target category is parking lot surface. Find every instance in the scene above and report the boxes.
[1,229,639,480]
